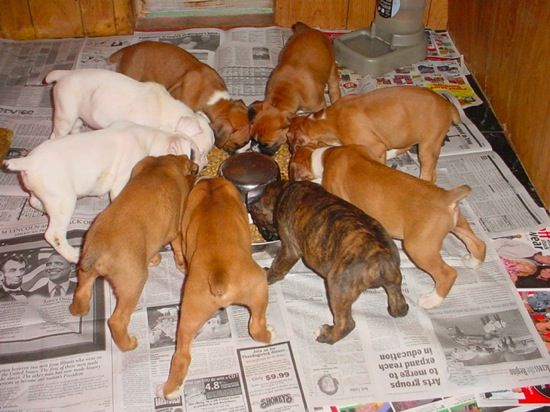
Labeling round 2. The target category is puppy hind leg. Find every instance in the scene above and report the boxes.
[161,294,215,399]
[170,233,186,272]
[43,197,79,263]
[69,267,98,316]
[377,259,409,317]
[108,267,148,351]
[383,284,409,318]
[452,212,486,267]
[417,144,439,182]
[244,274,272,344]
[317,270,360,344]
[406,243,457,309]
[28,194,45,212]
[50,108,80,139]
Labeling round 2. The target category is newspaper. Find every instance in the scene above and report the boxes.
[0,27,549,412]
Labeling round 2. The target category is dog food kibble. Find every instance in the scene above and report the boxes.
[201,143,290,243]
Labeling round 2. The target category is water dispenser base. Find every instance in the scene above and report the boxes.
[334,26,428,77]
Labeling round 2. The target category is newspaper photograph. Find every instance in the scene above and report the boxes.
[491,228,550,290]
[0,25,549,412]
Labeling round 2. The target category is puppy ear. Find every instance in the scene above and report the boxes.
[212,118,232,148]
[176,116,202,136]
[248,100,264,121]
[168,136,195,158]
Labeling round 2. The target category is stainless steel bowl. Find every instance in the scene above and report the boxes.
[219,151,280,204]
[219,152,282,259]
[251,239,281,260]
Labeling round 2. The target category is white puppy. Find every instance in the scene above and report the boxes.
[45,68,214,170]
[3,121,199,263]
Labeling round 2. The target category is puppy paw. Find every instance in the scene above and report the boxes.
[118,335,138,352]
[156,384,181,400]
[316,324,337,345]
[418,291,444,309]
[68,302,89,317]
[149,253,162,267]
[462,253,482,269]
[266,325,276,344]
[156,383,182,400]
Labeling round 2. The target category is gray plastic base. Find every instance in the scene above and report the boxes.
[334,26,428,77]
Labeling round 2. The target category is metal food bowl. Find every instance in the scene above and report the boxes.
[219,151,281,203]
[219,151,281,260]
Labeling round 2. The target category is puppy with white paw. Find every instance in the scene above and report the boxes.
[290,144,487,309]
[3,122,198,263]
[44,68,214,170]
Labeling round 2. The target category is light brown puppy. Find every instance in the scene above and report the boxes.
[290,144,486,309]
[287,86,460,181]
[158,177,272,399]
[109,41,250,153]
[249,21,341,155]
[69,155,198,352]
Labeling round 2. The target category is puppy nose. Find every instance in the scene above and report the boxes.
[260,229,279,242]
[258,143,278,156]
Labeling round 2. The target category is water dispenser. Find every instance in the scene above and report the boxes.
[334,0,428,76]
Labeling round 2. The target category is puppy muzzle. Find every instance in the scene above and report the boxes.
[252,139,279,156]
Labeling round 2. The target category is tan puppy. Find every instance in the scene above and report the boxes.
[69,155,198,352]
[290,144,486,309]
[109,41,250,153]
[287,86,460,181]
[248,22,341,155]
[158,177,272,399]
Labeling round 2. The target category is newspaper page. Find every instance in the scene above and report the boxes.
[110,252,305,412]
[475,291,550,408]
[437,153,549,238]
[0,221,115,411]
[0,26,549,412]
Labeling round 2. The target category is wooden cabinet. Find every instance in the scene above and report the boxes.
[274,0,448,30]
[0,0,135,39]
[448,0,550,208]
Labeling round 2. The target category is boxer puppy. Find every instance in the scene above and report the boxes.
[44,68,213,170]
[109,41,250,153]
[290,144,487,309]
[3,122,197,263]
[287,86,460,181]
[248,22,341,155]
[248,180,409,344]
[69,154,198,352]
[159,177,272,399]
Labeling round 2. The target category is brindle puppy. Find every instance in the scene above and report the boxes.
[248,180,409,344]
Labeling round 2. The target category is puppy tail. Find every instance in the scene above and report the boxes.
[438,90,462,124]
[446,184,471,206]
[3,157,32,172]
[108,47,126,64]
[44,70,70,85]
[208,271,228,298]
[292,21,310,34]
